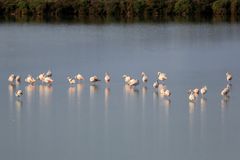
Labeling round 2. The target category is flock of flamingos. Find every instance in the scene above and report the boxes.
[8,70,232,102]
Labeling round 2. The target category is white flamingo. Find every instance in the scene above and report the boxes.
[8,74,15,84]
[157,72,167,81]
[75,73,84,81]
[226,72,232,82]
[67,76,75,85]
[104,73,110,83]
[43,77,54,85]
[200,86,207,96]
[188,90,195,102]
[15,75,21,84]
[128,79,139,87]
[221,84,230,96]
[15,90,23,98]
[141,72,148,83]
[25,75,36,85]
[122,75,131,84]
[153,81,159,89]
[193,88,199,97]
[37,73,45,83]
[90,75,100,83]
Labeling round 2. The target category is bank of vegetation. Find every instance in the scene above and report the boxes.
[0,0,239,19]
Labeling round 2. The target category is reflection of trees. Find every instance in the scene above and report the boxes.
[1,0,238,22]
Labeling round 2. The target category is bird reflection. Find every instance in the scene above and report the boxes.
[123,84,139,107]
[67,86,76,106]
[39,85,53,106]
[15,81,21,86]
[90,85,98,99]
[200,98,207,140]
[142,86,147,96]
[220,95,229,135]
[68,86,76,96]
[163,98,170,123]
[142,86,147,106]
[153,91,159,99]
[124,84,131,95]
[104,87,110,144]
[8,84,15,97]
[188,101,195,114]
[123,84,130,106]
[123,84,139,96]
[153,91,159,107]
[15,100,23,111]
[76,84,84,105]
[153,89,171,108]
[129,87,139,96]
[8,84,15,109]
[200,97,207,112]
[221,95,230,108]
[162,98,171,108]
[39,85,53,96]
[77,84,84,97]
[104,87,110,110]
[188,101,195,144]
[25,85,36,104]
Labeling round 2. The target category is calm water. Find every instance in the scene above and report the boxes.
[0,22,240,160]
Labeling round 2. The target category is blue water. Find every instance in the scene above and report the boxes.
[0,22,240,160]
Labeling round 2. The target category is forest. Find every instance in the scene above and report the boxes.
[0,0,239,19]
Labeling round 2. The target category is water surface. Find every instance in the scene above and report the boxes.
[0,22,240,160]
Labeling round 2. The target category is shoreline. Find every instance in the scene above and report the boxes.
[0,0,239,20]
[0,14,239,24]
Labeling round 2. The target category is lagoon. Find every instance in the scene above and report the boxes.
[0,22,240,160]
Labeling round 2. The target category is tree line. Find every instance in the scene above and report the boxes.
[0,0,239,18]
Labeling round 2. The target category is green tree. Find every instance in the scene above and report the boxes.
[174,0,193,16]
[212,0,231,16]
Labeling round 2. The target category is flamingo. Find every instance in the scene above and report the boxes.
[104,73,110,83]
[153,81,159,89]
[8,74,15,85]
[75,73,84,81]
[43,77,54,85]
[157,72,167,82]
[188,90,195,102]
[15,90,23,98]
[200,86,207,97]
[221,84,230,96]
[15,75,21,84]
[122,75,131,84]
[67,76,76,85]
[90,76,100,83]
[226,72,232,82]
[25,75,36,85]
[141,72,148,83]
[193,88,199,97]
[128,79,139,87]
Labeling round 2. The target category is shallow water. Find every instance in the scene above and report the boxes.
[0,22,240,160]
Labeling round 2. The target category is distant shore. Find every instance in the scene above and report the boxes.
[0,0,239,20]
